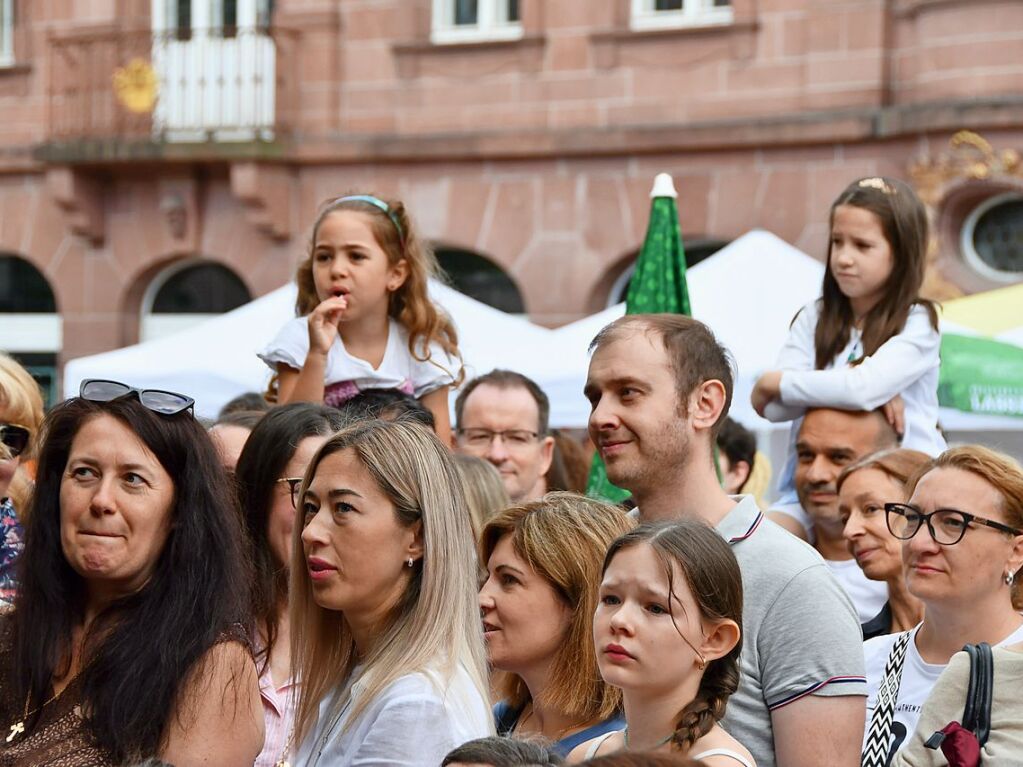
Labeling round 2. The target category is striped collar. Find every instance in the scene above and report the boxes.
[716,495,764,545]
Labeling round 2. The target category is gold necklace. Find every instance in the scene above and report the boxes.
[275,726,296,767]
[7,670,83,743]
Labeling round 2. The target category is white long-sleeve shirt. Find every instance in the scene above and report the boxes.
[767,300,946,536]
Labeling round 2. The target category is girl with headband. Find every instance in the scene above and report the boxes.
[260,194,463,442]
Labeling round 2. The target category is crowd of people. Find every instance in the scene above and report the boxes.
[0,178,1020,767]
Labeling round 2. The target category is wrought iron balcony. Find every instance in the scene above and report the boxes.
[41,25,296,161]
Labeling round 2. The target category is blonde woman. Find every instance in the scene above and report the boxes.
[289,419,491,766]
[0,353,45,604]
[480,492,633,756]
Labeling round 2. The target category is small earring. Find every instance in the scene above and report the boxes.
[407,557,414,568]
[1006,570,1015,586]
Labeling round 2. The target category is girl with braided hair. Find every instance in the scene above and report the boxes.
[571,521,754,767]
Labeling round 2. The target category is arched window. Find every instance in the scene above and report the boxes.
[141,260,251,341]
[607,238,729,307]
[0,253,60,406]
[434,246,525,314]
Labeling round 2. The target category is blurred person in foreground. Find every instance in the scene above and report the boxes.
[443,736,564,766]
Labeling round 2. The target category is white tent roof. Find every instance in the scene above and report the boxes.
[543,229,825,427]
[63,282,554,420]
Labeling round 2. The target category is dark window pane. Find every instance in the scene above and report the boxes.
[152,263,251,314]
[713,0,731,7]
[222,0,238,37]
[174,0,191,41]
[0,254,57,313]
[972,198,1023,274]
[9,353,58,409]
[435,248,524,314]
[454,0,478,26]
[507,0,520,22]
[655,0,684,10]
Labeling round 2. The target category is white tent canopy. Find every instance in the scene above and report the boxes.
[63,281,554,420]
[543,229,825,427]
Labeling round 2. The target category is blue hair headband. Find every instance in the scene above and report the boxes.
[333,194,405,245]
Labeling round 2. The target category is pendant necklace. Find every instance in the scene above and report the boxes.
[7,670,84,744]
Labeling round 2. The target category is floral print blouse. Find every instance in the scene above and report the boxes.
[0,498,25,605]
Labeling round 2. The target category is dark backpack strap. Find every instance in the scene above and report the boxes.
[972,643,993,747]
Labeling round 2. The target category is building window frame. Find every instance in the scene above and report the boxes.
[960,191,1023,284]
[431,0,523,45]
[0,0,14,66]
[630,0,733,31]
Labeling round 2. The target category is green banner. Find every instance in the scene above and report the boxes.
[938,333,1023,418]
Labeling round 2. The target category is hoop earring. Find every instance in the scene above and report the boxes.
[407,558,414,568]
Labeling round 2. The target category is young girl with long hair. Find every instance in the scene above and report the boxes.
[571,521,753,767]
[259,195,463,442]
[752,177,945,540]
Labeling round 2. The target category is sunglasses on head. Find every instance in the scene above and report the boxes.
[0,423,30,459]
[79,379,195,416]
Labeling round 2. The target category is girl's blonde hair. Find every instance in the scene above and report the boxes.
[296,195,464,384]
[290,419,488,743]
[479,492,634,724]
[451,453,510,537]
[0,353,46,512]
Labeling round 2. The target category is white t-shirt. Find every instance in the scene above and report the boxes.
[826,557,889,623]
[765,300,946,505]
[259,317,459,407]
[293,663,491,767]
[862,620,1023,757]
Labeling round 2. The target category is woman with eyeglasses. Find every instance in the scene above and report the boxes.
[0,380,263,766]
[0,353,45,606]
[233,403,346,767]
[861,445,1023,765]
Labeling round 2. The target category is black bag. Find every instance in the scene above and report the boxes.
[923,642,994,767]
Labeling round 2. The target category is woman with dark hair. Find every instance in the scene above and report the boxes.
[573,521,753,766]
[233,403,346,767]
[0,380,262,766]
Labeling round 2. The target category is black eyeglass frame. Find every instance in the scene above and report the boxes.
[0,422,31,458]
[884,502,1023,546]
[277,477,303,509]
[79,378,195,416]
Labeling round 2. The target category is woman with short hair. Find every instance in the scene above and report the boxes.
[289,419,490,766]
[837,448,930,639]
[861,445,1023,762]
[0,380,262,766]
[480,492,632,756]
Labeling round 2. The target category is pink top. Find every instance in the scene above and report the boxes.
[255,659,298,767]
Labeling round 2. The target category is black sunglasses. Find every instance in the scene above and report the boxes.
[0,422,31,458]
[80,379,195,416]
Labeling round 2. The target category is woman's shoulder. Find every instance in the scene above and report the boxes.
[692,724,757,767]
[566,731,621,763]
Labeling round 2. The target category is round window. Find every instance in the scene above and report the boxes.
[961,193,1023,282]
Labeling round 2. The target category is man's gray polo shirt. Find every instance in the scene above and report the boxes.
[715,495,866,767]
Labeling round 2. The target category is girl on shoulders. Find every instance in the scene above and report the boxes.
[753,177,945,540]
[260,194,462,442]
[572,520,754,767]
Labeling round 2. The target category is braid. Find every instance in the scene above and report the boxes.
[670,655,740,753]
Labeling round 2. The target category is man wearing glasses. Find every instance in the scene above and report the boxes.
[453,370,555,503]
